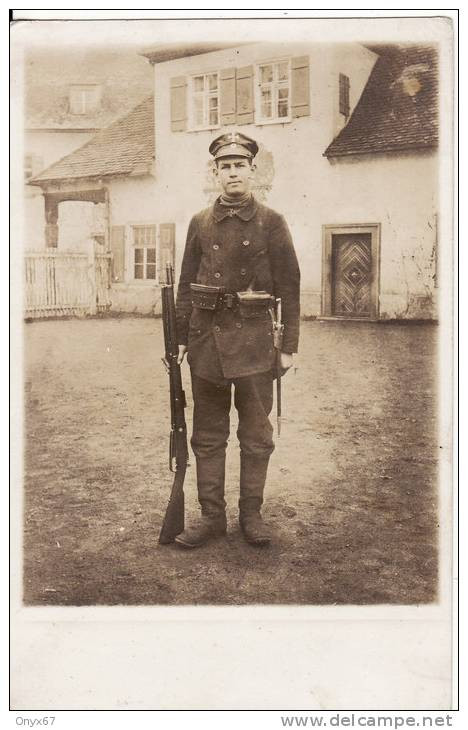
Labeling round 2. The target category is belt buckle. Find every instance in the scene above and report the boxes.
[224,293,234,309]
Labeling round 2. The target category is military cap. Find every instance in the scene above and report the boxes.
[209,131,259,161]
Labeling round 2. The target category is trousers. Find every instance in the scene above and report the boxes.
[190,370,275,517]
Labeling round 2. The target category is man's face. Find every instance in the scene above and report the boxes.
[214,156,254,197]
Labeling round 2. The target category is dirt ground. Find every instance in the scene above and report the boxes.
[23,316,438,605]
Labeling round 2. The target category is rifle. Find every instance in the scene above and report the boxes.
[158,263,189,544]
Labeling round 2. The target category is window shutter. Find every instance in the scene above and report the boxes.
[236,65,254,125]
[170,76,187,132]
[220,67,237,125]
[110,225,125,283]
[159,223,176,282]
[339,73,350,118]
[291,56,310,118]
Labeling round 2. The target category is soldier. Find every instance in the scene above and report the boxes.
[174,131,300,548]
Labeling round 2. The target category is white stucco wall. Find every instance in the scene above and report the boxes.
[58,201,106,251]
[331,44,379,138]
[108,177,157,226]
[107,176,160,314]
[146,42,438,320]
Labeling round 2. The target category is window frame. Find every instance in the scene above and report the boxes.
[131,224,158,283]
[69,84,101,115]
[255,58,292,125]
[188,71,221,132]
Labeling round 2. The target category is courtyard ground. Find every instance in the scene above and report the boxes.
[22,317,438,605]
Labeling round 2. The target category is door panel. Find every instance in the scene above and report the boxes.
[332,233,372,317]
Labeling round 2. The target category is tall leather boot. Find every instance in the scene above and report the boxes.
[239,453,271,546]
[175,454,227,549]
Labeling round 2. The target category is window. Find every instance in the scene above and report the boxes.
[69,85,102,115]
[190,73,219,129]
[339,73,350,118]
[256,60,291,123]
[132,225,157,281]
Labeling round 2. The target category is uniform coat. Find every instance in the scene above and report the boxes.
[176,196,301,383]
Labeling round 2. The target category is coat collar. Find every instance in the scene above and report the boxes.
[212,195,258,222]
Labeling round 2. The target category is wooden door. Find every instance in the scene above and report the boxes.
[331,233,372,317]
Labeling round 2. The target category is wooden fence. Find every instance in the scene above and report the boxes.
[24,250,112,319]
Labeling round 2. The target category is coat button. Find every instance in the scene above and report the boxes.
[214,272,221,278]
[242,240,250,246]
[213,244,219,250]
[240,268,247,275]
[236,322,242,328]
[214,326,221,333]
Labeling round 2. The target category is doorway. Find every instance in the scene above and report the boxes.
[321,224,380,320]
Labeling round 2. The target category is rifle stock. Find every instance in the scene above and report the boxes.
[158,263,189,545]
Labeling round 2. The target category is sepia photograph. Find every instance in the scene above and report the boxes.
[10,12,455,712]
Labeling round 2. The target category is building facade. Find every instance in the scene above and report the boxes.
[145,41,438,320]
[30,41,439,320]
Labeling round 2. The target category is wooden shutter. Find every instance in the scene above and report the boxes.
[236,65,254,125]
[220,67,237,125]
[291,56,310,118]
[159,223,176,283]
[339,73,350,117]
[170,76,187,132]
[110,225,125,283]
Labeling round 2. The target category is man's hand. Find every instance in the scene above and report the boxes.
[280,352,294,373]
[177,345,187,365]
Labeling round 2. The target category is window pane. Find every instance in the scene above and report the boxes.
[209,109,218,126]
[278,100,289,117]
[278,87,289,100]
[146,247,156,263]
[134,264,144,279]
[277,62,289,81]
[209,95,218,109]
[208,73,218,91]
[193,76,204,92]
[261,87,272,118]
[260,65,273,83]
[146,264,156,280]
[193,96,204,125]
[134,248,143,263]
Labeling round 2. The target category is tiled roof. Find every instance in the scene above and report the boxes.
[25,48,153,130]
[30,96,154,185]
[325,45,438,157]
